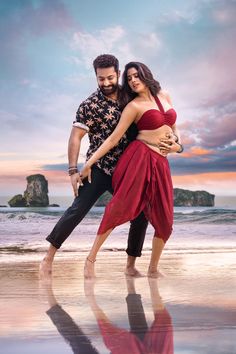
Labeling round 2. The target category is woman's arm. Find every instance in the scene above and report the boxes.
[80,102,138,180]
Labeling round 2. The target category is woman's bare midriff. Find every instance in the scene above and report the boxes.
[136,125,174,156]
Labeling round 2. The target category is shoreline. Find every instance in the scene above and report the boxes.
[1,246,236,264]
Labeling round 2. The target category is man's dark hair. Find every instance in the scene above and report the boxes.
[93,54,119,74]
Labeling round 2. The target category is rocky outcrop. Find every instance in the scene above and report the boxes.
[95,192,112,206]
[24,174,49,207]
[8,194,27,207]
[8,174,50,207]
[96,189,215,207]
[174,188,215,206]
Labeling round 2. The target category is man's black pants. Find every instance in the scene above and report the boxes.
[46,166,148,257]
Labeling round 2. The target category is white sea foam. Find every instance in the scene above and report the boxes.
[0,205,236,262]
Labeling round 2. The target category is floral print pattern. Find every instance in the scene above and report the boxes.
[74,89,129,175]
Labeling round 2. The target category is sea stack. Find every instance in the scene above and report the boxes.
[96,188,215,207]
[8,194,27,207]
[173,188,215,207]
[24,174,49,207]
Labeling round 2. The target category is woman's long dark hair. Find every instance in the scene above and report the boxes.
[119,62,161,109]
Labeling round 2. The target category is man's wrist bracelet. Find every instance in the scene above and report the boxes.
[68,168,78,176]
[176,143,184,153]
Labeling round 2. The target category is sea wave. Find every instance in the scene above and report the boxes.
[0,207,236,224]
[174,209,236,224]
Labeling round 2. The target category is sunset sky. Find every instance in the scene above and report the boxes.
[0,0,235,197]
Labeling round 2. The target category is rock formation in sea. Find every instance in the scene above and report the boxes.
[24,174,49,206]
[8,174,215,208]
[95,192,113,207]
[173,188,215,207]
[8,194,27,207]
[8,174,50,207]
[95,188,215,207]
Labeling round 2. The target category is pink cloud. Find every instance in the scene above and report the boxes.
[179,112,236,149]
[173,172,236,196]
[170,22,236,110]
[200,113,236,148]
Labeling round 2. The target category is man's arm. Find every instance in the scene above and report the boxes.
[158,123,183,154]
[158,91,183,154]
[68,127,87,197]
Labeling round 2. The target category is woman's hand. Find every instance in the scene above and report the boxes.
[80,163,92,183]
[70,172,84,197]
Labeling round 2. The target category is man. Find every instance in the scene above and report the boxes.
[39,54,148,278]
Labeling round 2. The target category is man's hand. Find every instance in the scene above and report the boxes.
[70,172,84,197]
[80,163,92,184]
[159,137,182,155]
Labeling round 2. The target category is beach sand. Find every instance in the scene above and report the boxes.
[0,251,236,354]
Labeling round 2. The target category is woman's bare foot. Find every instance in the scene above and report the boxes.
[39,258,53,280]
[147,266,165,278]
[84,257,96,279]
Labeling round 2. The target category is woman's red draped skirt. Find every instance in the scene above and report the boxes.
[98,140,173,242]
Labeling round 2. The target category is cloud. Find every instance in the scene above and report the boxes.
[70,26,127,69]
[211,1,236,26]
[0,169,70,196]
[1,0,236,197]
[183,147,215,156]
[179,111,236,150]
[41,163,84,171]
[150,1,236,107]
[200,113,236,148]
[0,0,74,78]
[70,25,163,71]
[169,145,236,175]
[0,0,73,36]
[155,1,236,179]
[172,171,236,196]
[0,89,80,151]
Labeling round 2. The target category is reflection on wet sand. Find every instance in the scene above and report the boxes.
[45,283,99,354]
[44,277,173,354]
[85,277,173,354]
[0,254,236,353]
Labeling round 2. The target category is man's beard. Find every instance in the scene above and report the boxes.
[99,83,118,96]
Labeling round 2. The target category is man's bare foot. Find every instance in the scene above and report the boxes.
[147,267,165,278]
[84,257,96,279]
[125,256,143,277]
[39,258,53,280]
[125,266,143,277]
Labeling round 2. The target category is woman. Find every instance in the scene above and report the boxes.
[81,62,183,278]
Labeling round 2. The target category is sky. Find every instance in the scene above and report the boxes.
[0,0,235,197]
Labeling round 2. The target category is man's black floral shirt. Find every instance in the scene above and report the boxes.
[73,89,129,175]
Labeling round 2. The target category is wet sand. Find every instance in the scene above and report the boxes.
[0,251,236,354]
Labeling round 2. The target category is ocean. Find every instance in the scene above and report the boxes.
[0,195,235,263]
